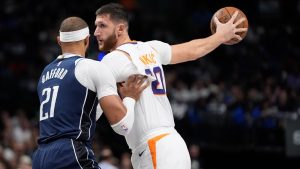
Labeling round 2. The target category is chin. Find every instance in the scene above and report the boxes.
[100,46,110,52]
[99,46,105,51]
[100,48,107,52]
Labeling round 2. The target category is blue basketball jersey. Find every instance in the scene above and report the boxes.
[37,56,98,145]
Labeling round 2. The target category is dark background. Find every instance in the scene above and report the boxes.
[1,0,300,169]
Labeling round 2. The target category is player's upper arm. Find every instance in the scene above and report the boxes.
[76,59,136,135]
[75,59,118,99]
[76,59,134,132]
[146,40,172,65]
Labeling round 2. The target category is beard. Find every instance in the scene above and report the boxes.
[99,31,117,52]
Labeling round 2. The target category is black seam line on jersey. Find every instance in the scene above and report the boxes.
[85,146,97,168]
[87,96,97,140]
[74,140,94,169]
[76,88,88,140]
[71,139,84,169]
[79,89,97,141]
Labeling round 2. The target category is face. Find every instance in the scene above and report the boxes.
[94,14,118,52]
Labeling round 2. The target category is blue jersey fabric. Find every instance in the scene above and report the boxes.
[32,139,100,169]
[34,56,100,169]
[37,56,98,145]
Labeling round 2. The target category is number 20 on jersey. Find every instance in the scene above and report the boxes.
[145,66,166,95]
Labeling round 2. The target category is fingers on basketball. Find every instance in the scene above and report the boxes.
[210,6,249,45]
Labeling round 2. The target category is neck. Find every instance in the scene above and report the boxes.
[61,44,85,57]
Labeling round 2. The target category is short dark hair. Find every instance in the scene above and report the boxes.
[95,3,129,24]
[60,17,88,32]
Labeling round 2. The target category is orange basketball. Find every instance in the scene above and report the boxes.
[210,7,249,45]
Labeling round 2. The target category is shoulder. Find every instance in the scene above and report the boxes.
[106,50,129,58]
[76,58,110,73]
[145,40,172,65]
[76,58,101,67]
[102,50,132,64]
[145,40,170,48]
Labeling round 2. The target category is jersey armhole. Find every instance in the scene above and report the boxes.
[115,49,132,61]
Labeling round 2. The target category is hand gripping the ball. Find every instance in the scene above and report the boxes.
[211,7,249,45]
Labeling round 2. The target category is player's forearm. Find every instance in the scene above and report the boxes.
[170,33,224,64]
[111,97,136,136]
[100,95,136,135]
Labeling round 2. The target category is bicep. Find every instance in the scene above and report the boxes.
[76,59,118,96]
[89,63,119,98]
[93,65,127,125]
[99,95,126,125]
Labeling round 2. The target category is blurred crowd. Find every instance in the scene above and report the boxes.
[1,0,300,168]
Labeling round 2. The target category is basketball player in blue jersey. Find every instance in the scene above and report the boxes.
[93,3,247,169]
[32,17,149,169]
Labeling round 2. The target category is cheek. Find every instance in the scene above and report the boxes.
[104,29,115,38]
[95,27,107,36]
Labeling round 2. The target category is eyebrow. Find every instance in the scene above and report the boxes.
[95,20,103,25]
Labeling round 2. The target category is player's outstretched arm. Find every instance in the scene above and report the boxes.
[170,11,247,64]
[99,75,149,135]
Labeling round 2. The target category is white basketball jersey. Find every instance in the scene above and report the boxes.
[101,41,175,150]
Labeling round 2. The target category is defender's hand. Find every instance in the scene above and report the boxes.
[118,74,150,100]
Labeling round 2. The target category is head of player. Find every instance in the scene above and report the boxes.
[94,3,131,52]
[58,17,90,57]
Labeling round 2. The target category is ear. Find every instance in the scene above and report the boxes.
[84,35,90,49]
[57,36,62,46]
[117,23,125,36]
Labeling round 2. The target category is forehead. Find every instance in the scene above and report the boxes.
[95,14,113,24]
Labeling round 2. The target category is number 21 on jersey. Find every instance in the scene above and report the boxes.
[145,66,166,95]
[40,86,59,121]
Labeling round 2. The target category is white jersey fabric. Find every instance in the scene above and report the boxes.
[60,54,118,121]
[101,41,191,169]
[58,54,118,98]
[58,54,118,99]
[102,41,174,149]
[63,54,136,135]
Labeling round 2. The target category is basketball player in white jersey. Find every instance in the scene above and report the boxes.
[94,3,247,169]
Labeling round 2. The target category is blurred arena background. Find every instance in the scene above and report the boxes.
[1,0,300,168]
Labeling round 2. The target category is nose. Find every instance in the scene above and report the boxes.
[94,27,99,36]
